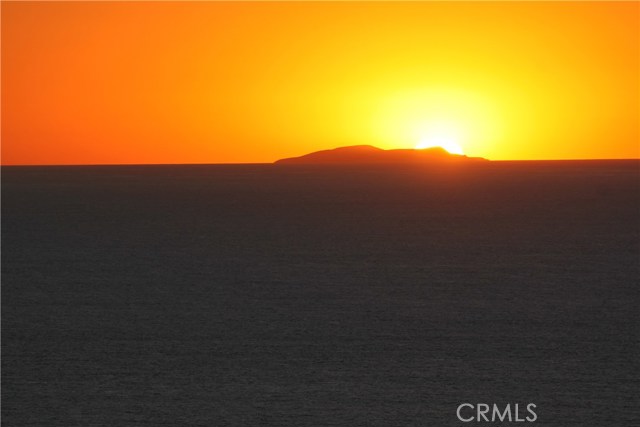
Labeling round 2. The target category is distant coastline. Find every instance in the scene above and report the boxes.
[274,145,488,165]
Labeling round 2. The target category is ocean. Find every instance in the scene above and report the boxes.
[2,161,638,426]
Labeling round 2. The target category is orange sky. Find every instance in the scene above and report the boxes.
[2,1,638,165]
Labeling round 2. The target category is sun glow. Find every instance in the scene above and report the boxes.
[413,120,466,155]
[415,135,465,155]
[374,87,502,158]
[1,2,638,165]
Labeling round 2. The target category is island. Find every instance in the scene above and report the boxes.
[274,145,488,164]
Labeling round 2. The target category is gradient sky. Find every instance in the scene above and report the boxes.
[2,1,638,165]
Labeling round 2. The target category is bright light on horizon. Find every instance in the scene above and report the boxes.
[415,137,465,155]
[375,87,500,158]
[414,125,466,155]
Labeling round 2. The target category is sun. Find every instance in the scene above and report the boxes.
[415,133,465,155]
[374,87,502,157]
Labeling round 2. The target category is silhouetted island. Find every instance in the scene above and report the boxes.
[274,145,488,164]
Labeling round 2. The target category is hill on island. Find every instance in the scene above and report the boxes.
[274,145,488,164]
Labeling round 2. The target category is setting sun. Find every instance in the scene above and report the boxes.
[2,3,639,424]
[415,138,465,156]
[374,87,499,157]
[413,120,466,155]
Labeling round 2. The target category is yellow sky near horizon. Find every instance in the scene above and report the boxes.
[2,1,638,165]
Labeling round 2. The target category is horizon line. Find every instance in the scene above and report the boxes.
[2,158,640,167]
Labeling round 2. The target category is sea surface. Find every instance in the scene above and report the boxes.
[2,161,639,426]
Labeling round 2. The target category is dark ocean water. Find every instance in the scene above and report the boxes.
[2,161,639,426]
